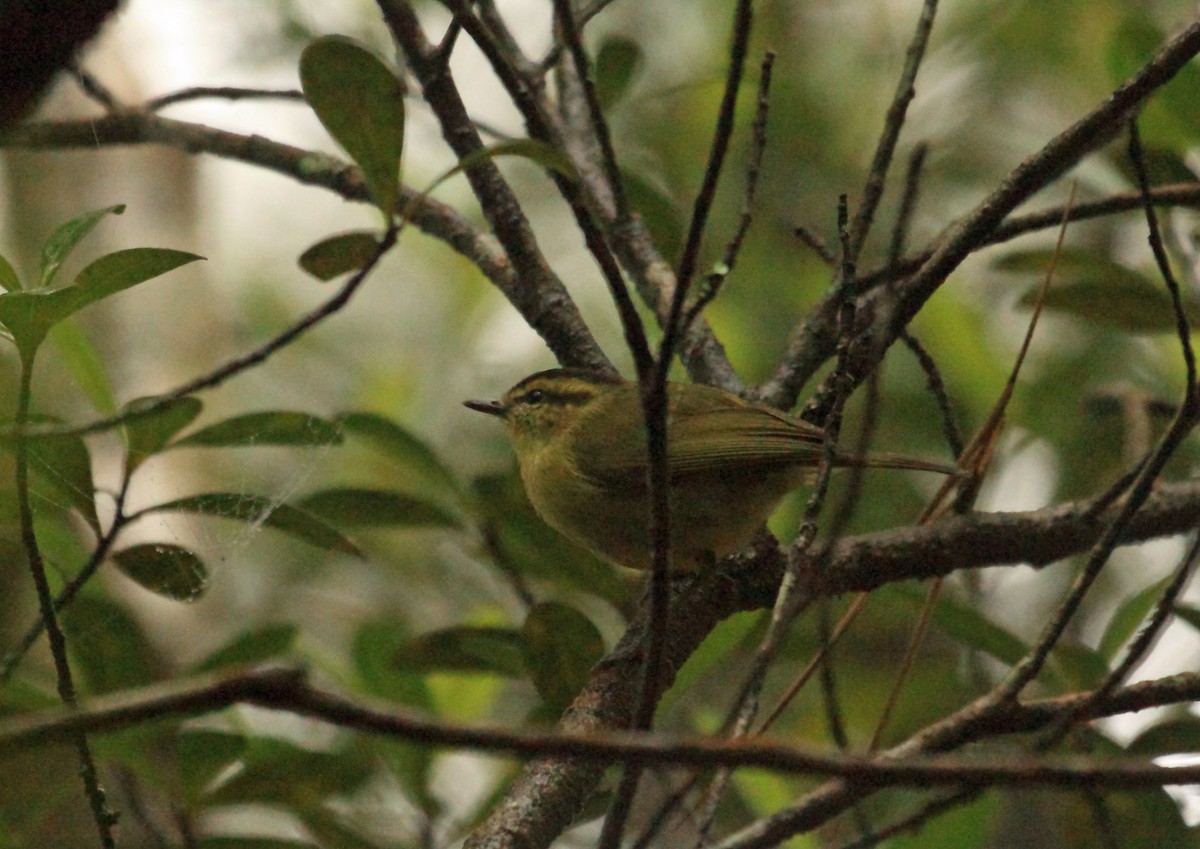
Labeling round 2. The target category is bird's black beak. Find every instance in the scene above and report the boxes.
[464,399,506,417]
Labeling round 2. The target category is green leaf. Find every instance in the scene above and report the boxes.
[999,248,1200,334]
[191,623,298,673]
[296,487,460,528]
[394,626,526,677]
[884,583,1032,669]
[298,231,380,281]
[1049,639,1109,690]
[0,247,202,358]
[202,738,376,807]
[38,204,126,288]
[338,411,462,496]
[173,411,343,448]
[300,36,406,218]
[352,619,440,815]
[1126,717,1200,756]
[196,838,318,849]
[1099,577,1172,662]
[1171,603,1200,635]
[176,729,247,804]
[594,36,643,109]
[17,429,101,535]
[123,395,204,468]
[48,318,117,414]
[0,252,20,292]
[62,595,157,693]
[1107,16,1200,149]
[145,493,362,556]
[471,471,629,607]
[112,542,209,602]
[521,602,605,711]
[405,140,577,224]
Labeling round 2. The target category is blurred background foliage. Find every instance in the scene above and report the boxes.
[2,0,1200,846]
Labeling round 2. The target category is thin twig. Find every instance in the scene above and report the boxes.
[847,0,939,260]
[146,87,306,110]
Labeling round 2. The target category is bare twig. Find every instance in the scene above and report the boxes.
[847,0,938,259]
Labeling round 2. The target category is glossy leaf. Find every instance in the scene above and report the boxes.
[49,318,117,414]
[298,231,380,281]
[595,36,643,109]
[173,411,343,448]
[146,493,362,556]
[394,625,526,677]
[123,395,204,468]
[296,487,460,528]
[338,411,462,496]
[0,247,202,358]
[521,602,605,711]
[112,542,209,602]
[0,252,20,292]
[300,36,405,218]
[191,623,298,673]
[38,203,125,288]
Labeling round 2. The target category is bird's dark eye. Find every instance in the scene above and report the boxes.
[524,389,546,404]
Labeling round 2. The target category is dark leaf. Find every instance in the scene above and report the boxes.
[521,602,604,711]
[394,626,526,677]
[145,493,362,556]
[191,623,298,673]
[298,231,380,281]
[0,252,20,292]
[338,411,462,496]
[297,487,459,528]
[173,411,343,448]
[300,36,406,218]
[112,542,208,602]
[595,36,643,109]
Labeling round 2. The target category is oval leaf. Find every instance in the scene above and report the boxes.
[394,626,526,676]
[300,36,406,218]
[297,487,459,528]
[146,492,362,557]
[595,36,643,109]
[112,542,208,602]
[521,602,604,711]
[299,231,381,281]
[38,204,126,289]
[173,411,342,448]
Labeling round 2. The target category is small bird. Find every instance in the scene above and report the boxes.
[465,368,955,572]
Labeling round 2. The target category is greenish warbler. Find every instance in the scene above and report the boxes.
[465,369,955,572]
